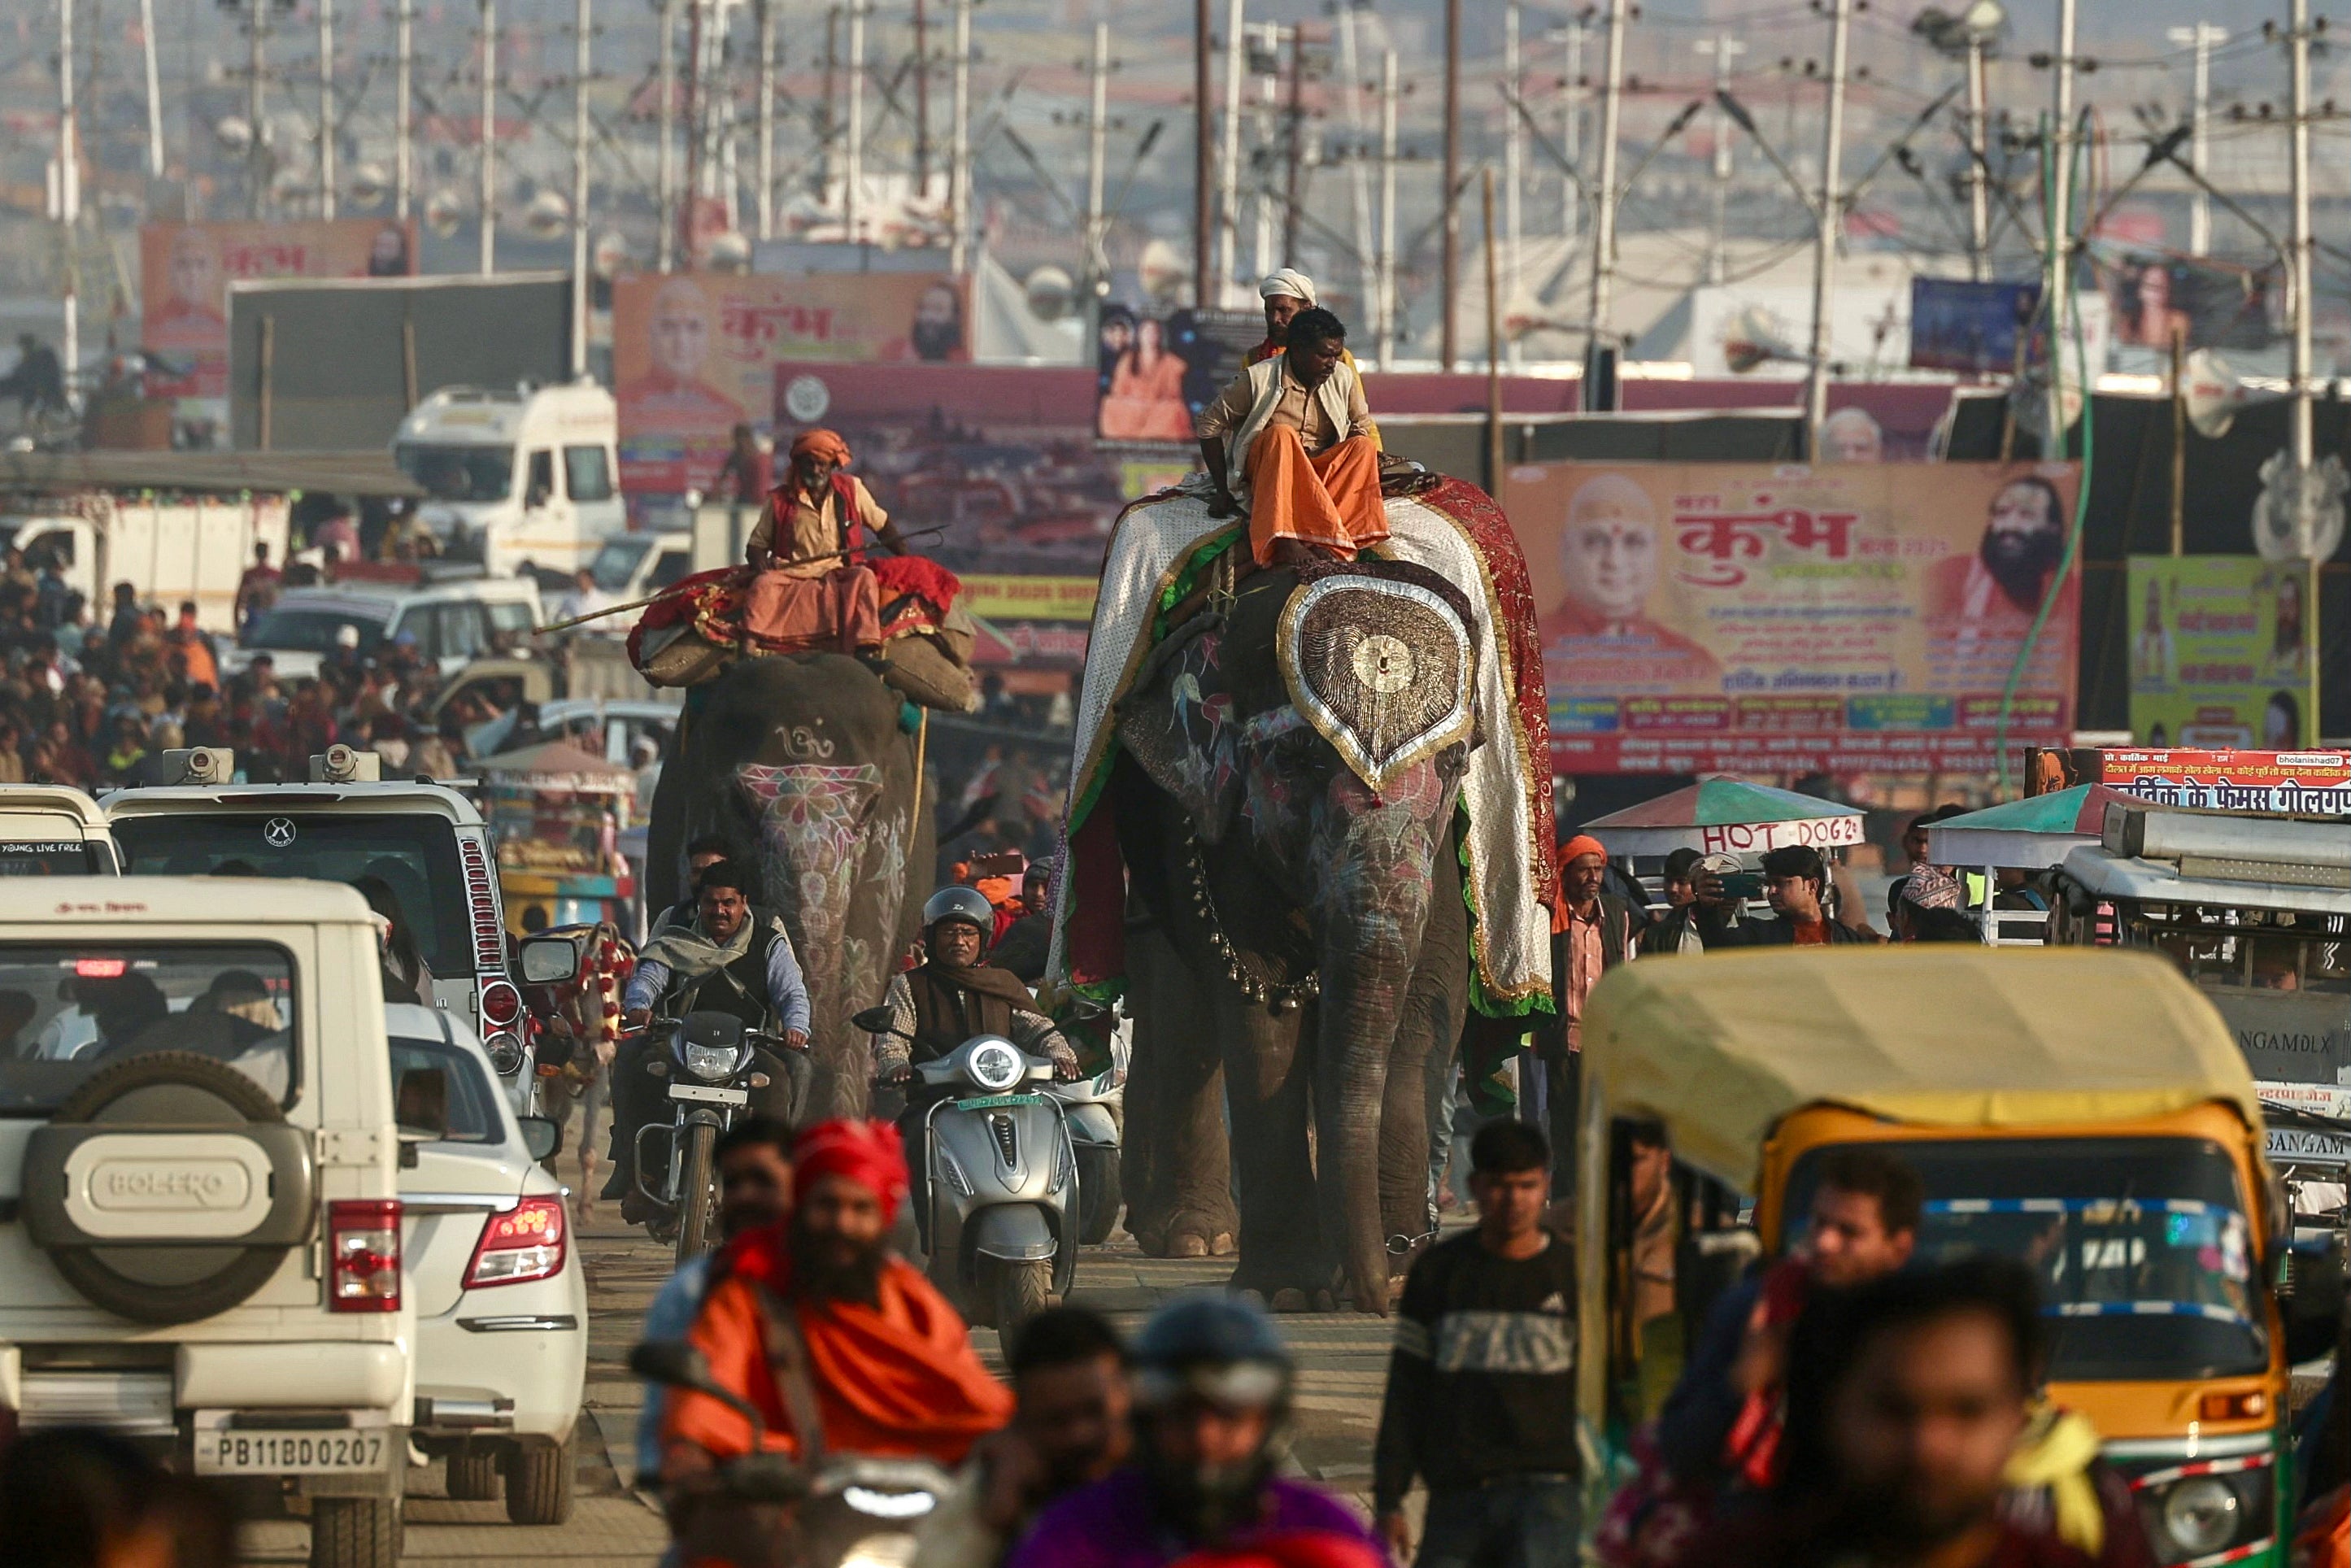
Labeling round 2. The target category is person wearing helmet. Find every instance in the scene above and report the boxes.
[870,885,1077,1086]
[1005,1296,1378,1568]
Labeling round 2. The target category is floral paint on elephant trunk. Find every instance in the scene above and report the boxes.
[735,759,909,1112]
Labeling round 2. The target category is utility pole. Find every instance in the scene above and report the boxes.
[1338,6,1374,337]
[756,0,776,239]
[1281,24,1304,262]
[247,0,266,217]
[1084,22,1109,306]
[1218,0,1244,300]
[657,0,677,269]
[1378,46,1398,366]
[1965,32,1989,280]
[570,0,590,377]
[913,0,930,194]
[819,8,838,204]
[1441,0,1459,369]
[478,0,496,274]
[2045,0,2079,454]
[2288,0,2318,740]
[846,0,865,247]
[1803,0,1850,450]
[1504,1,1522,360]
[950,0,971,272]
[139,0,162,181]
[394,0,411,218]
[1195,0,1213,304]
[58,0,77,401]
[2166,24,2225,255]
[317,0,335,217]
[1562,19,1583,246]
[1587,0,1627,368]
[683,0,703,253]
[1695,33,1745,286]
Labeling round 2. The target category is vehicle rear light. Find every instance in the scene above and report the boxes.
[463,1196,567,1288]
[2198,1390,2266,1421]
[483,1030,526,1078]
[327,1200,403,1312]
[480,979,523,1029]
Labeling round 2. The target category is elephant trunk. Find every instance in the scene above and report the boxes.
[1310,786,1443,1315]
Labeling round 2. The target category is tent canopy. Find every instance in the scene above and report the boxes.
[475,738,634,790]
[1927,784,2147,870]
[1582,778,1865,858]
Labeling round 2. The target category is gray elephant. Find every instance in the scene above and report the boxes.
[647,653,934,1122]
[1106,562,1476,1312]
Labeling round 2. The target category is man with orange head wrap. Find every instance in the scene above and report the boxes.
[662,1118,1012,1478]
[745,428,912,577]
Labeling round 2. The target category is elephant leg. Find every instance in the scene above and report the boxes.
[1123,921,1240,1259]
[1217,991,1318,1296]
[1378,836,1469,1280]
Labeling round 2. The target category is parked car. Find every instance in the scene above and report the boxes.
[0,785,120,874]
[0,878,411,1566]
[224,574,544,682]
[104,748,538,1113]
[390,1001,586,1526]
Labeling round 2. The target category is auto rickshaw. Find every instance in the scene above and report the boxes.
[1576,946,2344,1568]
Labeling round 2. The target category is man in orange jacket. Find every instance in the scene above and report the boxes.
[661,1119,1012,1477]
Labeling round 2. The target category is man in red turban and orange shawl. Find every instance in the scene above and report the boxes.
[661,1118,1012,1475]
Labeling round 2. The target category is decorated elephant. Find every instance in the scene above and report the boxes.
[1056,476,1556,1313]
[647,653,934,1121]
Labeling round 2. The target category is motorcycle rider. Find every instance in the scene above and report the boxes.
[662,1118,1012,1475]
[611,860,812,1217]
[873,885,1080,1230]
[1005,1296,1381,1568]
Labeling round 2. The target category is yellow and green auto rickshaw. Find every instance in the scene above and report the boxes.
[1575,945,2343,1568]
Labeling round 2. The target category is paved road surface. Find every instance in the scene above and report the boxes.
[238,1210,1401,1566]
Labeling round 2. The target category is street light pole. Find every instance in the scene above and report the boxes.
[2288,0,2318,741]
[2166,23,2224,255]
[1803,0,1850,450]
[949,0,971,273]
[846,0,865,247]
[1966,34,1989,280]
[139,0,163,182]
[657,0,676,269]
[1696,33,1745,286]
[317,0,335,217]
[478,0,496,274]
[1440,0,1460,370]
[1504,0,1522,359]
[1587,0,1627,373]
[570,0,590,378]
[1378,46,1397,367]
[1218,0,1243,301]
[758,0,777,240]
[248,0,266,218]
[2045,0,2078,454]
[1195,0,1213,305]
[394,0,411,219]
[59,0,78,400]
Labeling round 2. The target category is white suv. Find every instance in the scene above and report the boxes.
[105,756,536,1113]
[224,575,544,682]
[0,878,411,1567]
[388,1002,586,1525]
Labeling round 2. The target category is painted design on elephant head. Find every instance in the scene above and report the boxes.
[771,725,838,760]
[735,760,885,1029]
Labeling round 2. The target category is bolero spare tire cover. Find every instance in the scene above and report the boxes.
[20,1051,317,1325]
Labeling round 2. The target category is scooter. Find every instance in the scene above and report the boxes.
[628,1009,798,1264]
[629,1339,947,1568]
[853,1011,1079,1333]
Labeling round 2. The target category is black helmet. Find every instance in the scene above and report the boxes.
[921,885,995,943]
[1130,1294,1292,1411]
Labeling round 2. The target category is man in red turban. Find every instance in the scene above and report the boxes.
[663,1118,1012,1477]
[745,427,911,577]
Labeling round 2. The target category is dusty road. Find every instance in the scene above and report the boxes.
[238,1212,1400,1565]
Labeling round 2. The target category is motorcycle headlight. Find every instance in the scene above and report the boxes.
[2157,1475,2243,1558]
[682,1040,743,1082]
[966,1040,1022,1092]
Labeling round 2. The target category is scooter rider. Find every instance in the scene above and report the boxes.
[612,860,812,1215]
[1005,1296,1380,1567]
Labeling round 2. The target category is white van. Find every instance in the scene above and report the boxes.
[0,878,411,1566]
[0,786,120,875]
[394,382,625,578]
[224,575,544,682]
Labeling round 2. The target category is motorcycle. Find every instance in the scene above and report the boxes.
[629,1339,947,1568]
[854,1011,1081,1333]
[629,1009,799,1264]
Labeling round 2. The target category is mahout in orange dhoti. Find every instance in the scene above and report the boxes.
[1195,307,1387,567]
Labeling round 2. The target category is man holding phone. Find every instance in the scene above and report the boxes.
[1697,845,1873,947]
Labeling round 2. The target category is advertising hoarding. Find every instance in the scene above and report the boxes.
[141,219,416,402]
[1095,305,1261,447]
[612,272,969,491]
[2086,747,2351,815]
[2125,556,2310,749]
[1505,460,2082,773]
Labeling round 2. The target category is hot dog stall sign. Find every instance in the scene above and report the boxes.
[1582,778,1867,859]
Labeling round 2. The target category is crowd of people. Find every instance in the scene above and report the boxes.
[0,547,513,793]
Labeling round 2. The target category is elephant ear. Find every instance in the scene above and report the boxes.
[1276,575,1474,795]
[1116,623,1247,844]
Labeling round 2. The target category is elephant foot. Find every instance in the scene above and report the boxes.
[1210,1231,1237,1257]
[1129,1214,1172,1257]
[1168,1232,1209,1260]
[1161,1210,1231,1261]
[1268,1287,1311,1313]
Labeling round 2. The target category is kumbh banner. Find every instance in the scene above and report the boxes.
[612,272,969,492]
[141,219,416,401]
[1504,460,2082,773]
[2126,556,2310,749]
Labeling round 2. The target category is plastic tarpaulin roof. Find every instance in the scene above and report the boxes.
[1927,785,2147,871]
[475,738,634,791]
[1580,947,2262,1189]
[1581,778,1865,858]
